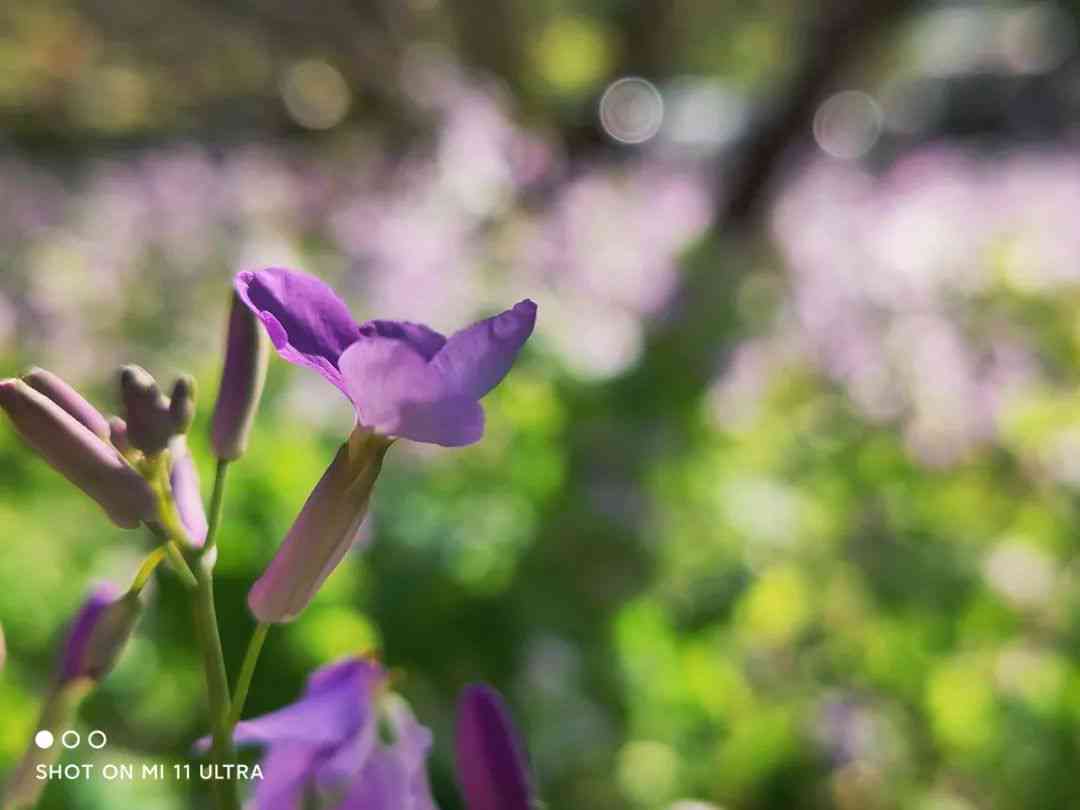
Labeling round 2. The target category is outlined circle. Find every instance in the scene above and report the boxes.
[599,77,664,144]
[61,730,81,749]
[87,730,108,750]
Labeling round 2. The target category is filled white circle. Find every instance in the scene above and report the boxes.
[34,730,54,750]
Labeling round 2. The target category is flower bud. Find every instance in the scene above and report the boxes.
[169,375,197,435]
[0,378,154,528]
[456,685,534,810]
[59,584,142,684]
[119,365,176,456]
[248,429,390,622]
[211,290,269,461]
[169,436,207,546]
[22,367,110,441]
[109,416,134,457]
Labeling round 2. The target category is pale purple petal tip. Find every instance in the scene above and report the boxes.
[235,268,361,395]
[59,584,121,683]
[456,684,533,810]
[170,439,207,546]
[432,299,537,400]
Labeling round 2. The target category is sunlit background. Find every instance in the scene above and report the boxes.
[4,1,1080,808]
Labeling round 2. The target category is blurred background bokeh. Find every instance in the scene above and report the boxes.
[5,0,1080,808]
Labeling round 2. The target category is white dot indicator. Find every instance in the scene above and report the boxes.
[34,731,54,750]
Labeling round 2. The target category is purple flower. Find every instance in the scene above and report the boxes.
[455,685,533,810]
[236,267,536,622]
[211,289,269,461]
[226,657,437,810]
[58,584,142,684]
[0,375,155,528]
[236,267,536,447]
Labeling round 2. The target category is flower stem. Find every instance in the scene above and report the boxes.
[192,555,238,810]
[227,621,269,730]
[204,460,230,552]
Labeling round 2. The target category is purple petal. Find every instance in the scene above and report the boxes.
[336,697,438,810]
[232,659,385,749]
[59,584,121,683]
[169,438,207,547]
[22,368,110,441]
[339,339,484,447]
[456,685,533,810]
[431,300,537,400]
[247,433,389,622]
[357,321,446,361]
[250,744,321,810]
[236,268,361,395]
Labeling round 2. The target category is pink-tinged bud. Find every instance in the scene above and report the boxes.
[59,584,141,684]
[22,367,111,441]
[248,429,390,622]
[109,416,133,456]
[0,379,155,528]
[169,375,197,435]
[211,290,269,460]
[169,437,207,546]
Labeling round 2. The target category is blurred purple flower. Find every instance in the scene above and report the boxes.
[224,657,437,810]
[456,684,534,810]
[237,267,536,621]
[169,437,208,545]
[58,584,141,684]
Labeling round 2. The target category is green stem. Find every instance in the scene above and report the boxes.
[164,541,198,589]
[192,556,238,810]
[204,460,230,553]
[227,622,269,730]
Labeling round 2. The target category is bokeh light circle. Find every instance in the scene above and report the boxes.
[599,77,664,144]
[813,90,883,160]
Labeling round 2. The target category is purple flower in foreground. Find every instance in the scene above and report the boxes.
[236,267,536,447]
[58,584,142,684]
[236,268,536,622]
[0,374,155,528]
[456,685,534,810]
[225,657,436,810]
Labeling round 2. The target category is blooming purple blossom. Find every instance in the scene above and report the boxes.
[237,267,536,622]
[228,658,535,810]
[224,657,437,810]
[236,267,536,447]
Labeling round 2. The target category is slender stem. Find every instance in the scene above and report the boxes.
[204,460,230,553]
[227,622,270,730]
[129,547,167,594]
[164,541,198,589]
[192,556,239,810]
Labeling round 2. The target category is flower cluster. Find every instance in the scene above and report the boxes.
[0,267,538,810]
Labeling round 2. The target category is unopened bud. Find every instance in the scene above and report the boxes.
[170,375,197,435]
[211,290,269,460]
[59,585,142,684]
[0,379,154,528]
[119,365,174,455]
[169,437,207,547]
[22,367,110,441]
